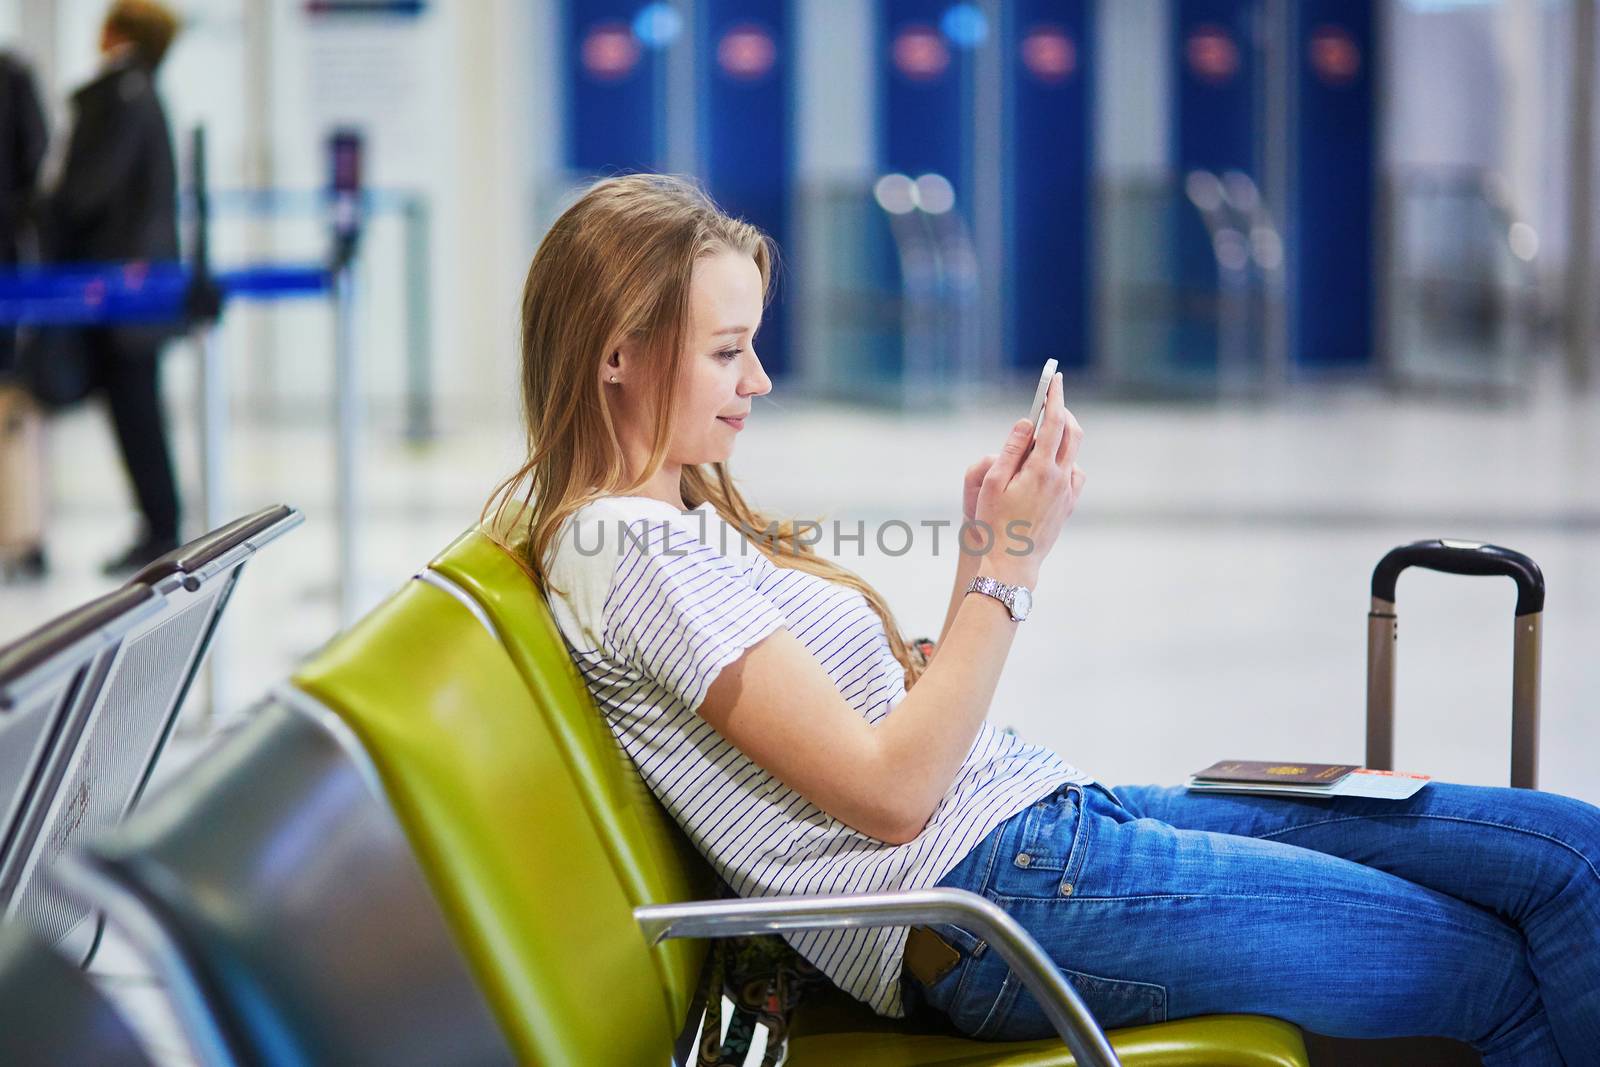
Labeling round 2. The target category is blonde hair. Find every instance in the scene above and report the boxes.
[484,174,928,690]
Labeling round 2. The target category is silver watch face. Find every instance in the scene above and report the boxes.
[1009,586,1032,621]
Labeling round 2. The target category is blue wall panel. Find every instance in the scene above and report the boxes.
[1293,0,1376,372]
[878,0,974,209]
[699,0,793,376]
[1005,2,1093,373]
[565,0,665,173]
[1173,0,1257,176]
[1171,0,1260,376]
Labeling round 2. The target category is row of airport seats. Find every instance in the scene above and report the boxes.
[0,511,1480,1065]
[0,503,303,958]
[0,505,303,1065]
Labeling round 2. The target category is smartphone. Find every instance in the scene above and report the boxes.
[1026,358,1058,436]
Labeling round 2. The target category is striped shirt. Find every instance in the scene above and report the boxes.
[542,494,1092,1017]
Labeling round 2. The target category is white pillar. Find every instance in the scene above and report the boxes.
[242,0,279,409]
[453,0,538,422]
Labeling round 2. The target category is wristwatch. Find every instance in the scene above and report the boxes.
[966,575,1033,622]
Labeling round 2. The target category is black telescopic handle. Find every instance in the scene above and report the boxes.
[1371,539,1545,616]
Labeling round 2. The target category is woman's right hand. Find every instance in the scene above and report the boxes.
[970,372,1085,587]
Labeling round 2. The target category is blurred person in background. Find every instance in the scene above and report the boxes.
[0,49,46,376]
[42,0,183,575]
[0,50,48,581]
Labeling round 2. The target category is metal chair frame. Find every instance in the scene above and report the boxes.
[0,589,164,962]
[0,506,302,964]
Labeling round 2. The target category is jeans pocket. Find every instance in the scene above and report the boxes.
[988,785,1086,900]
[976,965,1169,1041]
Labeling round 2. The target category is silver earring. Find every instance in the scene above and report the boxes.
[609,375,619,384]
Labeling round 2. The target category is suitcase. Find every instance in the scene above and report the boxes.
[1306,541,1544,1066]
[0,383,46,579]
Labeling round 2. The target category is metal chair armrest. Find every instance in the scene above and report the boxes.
[635,886,1121,1067]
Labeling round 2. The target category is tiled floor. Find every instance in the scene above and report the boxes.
[3,370,1597,1064]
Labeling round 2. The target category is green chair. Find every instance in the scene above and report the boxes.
[293,578,689,1064]
[406,526,1309,1067]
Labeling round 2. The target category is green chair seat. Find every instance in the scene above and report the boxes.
[786,1014,1308,1066]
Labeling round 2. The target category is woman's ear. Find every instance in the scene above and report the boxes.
[604,341,637,386]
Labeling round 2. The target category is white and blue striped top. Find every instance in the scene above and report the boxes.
[543,494,1092,1017]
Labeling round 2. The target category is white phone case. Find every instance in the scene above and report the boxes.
[1027,358,1058,435]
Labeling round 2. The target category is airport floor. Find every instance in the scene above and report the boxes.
[4,370,1598,1064]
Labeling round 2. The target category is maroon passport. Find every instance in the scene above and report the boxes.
[1190,760,1358,786]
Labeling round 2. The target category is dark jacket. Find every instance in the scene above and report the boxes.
[0,51,47,260]
[46,55,178,264]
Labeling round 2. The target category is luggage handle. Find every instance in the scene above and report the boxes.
[1366,539,1543,789]
[1371,539,1544,616]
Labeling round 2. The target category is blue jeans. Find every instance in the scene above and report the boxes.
[903,780,1600,1066]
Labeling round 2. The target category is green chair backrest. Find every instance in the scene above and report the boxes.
[428,527,714,1022]
[292,578,680,1066]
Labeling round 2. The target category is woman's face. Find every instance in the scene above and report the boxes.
[610,249,771,472]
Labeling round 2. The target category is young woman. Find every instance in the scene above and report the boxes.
[487,174,1599,1066]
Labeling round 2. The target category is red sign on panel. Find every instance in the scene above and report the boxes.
[582,20,640,82]
[1309,24,1361,87]
[893,23,950,82]
[1186,23,1239,86]
[719,22,777,81]
[1020,24,1076,84]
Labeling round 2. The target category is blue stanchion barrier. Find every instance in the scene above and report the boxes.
[0,263,188,324]
[0,262,330,326]
[214,266,331,297]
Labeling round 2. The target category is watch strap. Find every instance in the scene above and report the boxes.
[966,575,1028,621]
